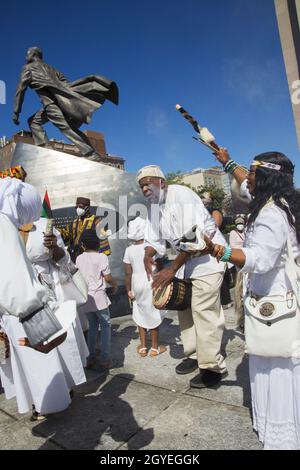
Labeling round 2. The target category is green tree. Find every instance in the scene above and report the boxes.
[195,184,227,211]
[165,173,232,213]
[165,171,184,185]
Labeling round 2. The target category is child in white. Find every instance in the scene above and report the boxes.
[123,217,166,357]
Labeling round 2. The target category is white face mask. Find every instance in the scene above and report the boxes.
[76,207,86,217]
[236,224,244,232]
[145,182,166,204]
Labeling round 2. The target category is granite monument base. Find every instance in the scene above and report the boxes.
[11,142,146,317]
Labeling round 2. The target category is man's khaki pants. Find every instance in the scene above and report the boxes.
[177,272,227,373]
[234,271,244,327]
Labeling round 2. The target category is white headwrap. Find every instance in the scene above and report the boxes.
[128,217,146,241]
[0,178,42,227]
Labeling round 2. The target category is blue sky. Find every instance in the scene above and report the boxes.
[1,0,299,183]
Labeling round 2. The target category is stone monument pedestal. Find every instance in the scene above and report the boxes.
[11,142,145,317]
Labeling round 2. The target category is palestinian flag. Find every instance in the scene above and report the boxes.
[41,190,53,218]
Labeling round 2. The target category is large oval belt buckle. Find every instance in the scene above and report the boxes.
[259,302,275,317]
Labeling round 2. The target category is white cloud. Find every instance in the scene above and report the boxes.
[146,106,169,136]
[222,57,286,106]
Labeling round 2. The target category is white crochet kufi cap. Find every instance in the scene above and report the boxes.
[136,165,165,183]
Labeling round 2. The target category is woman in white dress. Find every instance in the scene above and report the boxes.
[123,217,166,357]
[204,150,300,450]
[20,217,89,382]
[0,177,84,419]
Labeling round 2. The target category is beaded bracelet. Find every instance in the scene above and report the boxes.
[224,160,238,174]
[224,159,234,171]
[220,245,232,262]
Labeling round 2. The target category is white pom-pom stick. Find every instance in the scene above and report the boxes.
[199,127,215,144]
[175,104,200,133]
[175,104,220,151]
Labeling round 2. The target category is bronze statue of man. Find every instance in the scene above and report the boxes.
[13,47,119,161]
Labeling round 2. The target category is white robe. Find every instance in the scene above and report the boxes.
[240,203,300,449]
[27,218,89,374]
[0,215,87,414]
[0,315,71,415]
[123,243,164,329]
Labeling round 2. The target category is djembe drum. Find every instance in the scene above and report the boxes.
[153,278,192,311]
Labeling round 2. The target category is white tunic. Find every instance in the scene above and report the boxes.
[123,244,164,329]
[26,219,89,381]
[0,315,71,415]
[144,185,226,279]
[0,214,48,317]
[240,202,300,450]
[0,214,72,414]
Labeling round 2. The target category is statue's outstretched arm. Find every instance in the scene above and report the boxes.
[13,66,31,118]
[56,69,69,84]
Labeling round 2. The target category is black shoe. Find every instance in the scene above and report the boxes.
[190,370,228,389]
[175,358,198,375]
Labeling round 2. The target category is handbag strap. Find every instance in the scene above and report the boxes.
[271,204,300,307]
[247,203,300,305]
[285,235,300,307]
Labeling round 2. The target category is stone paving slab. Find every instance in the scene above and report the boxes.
[0,308,258,450]
[0,409,17,430]
[0,419,62,450]
[122,394,261,451]
[109,311,246,396]
[112,309,245,354]
[221,327,245,355]
[186,351,251,409]
[112,314,182,348]
[25,374,178,450]
[0,392,30,422]
[109,333,190,393]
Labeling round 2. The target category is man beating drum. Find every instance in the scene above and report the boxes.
[137,165,228,388]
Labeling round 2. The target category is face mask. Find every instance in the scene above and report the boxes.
[202,198,212,207]
[236,224,244,231]
[204,203,213,212]
[146,182,166,204]
[76,207,86,217]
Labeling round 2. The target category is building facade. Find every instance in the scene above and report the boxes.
[0,130,125,171]
[181,166,232,197]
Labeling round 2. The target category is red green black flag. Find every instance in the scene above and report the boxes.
[41,190,53,218]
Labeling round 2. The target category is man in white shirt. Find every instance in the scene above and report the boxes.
[137,165,228,388]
